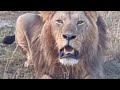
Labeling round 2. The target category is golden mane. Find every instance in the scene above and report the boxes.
[31,11,107,79]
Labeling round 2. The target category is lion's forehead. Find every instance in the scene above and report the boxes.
[54,11,87,20]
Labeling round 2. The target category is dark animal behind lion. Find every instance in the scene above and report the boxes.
[2,35,15,44]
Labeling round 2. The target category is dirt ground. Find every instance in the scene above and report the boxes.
[0,11,120,79]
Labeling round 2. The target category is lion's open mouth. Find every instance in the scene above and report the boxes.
[59,45,80,59]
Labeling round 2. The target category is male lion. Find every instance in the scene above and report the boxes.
[3,11,107,79]
[3,13,43,67]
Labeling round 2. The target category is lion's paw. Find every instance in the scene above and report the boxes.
[24,60,33,67]
[40,75,52,79]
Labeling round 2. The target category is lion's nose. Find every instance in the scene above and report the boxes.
[63,34,76,41]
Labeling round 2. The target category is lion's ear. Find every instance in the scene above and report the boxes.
[89,11,98,22]
[39,11,55,21]
[85,11,98,22]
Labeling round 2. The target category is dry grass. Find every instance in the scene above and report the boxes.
[100,11,120,59]
[0,11,36,79]
[0,11,120,79]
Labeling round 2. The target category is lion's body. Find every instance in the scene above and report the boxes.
[15,13,44,67]
[4,11,107,79]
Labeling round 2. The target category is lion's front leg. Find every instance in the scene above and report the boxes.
[24,52,33,67]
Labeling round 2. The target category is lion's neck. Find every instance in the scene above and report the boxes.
[45,61,96,79]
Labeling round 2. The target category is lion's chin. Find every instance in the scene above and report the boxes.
[59,58,79,66]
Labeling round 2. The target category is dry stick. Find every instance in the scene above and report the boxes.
[3,44,19,79]
[11,68,21,79]
[11,62,25,79]
[11,63,25,79]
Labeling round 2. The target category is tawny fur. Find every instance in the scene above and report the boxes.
[31,11,107,79]
[15,13,44,67]
[15,11,107,79]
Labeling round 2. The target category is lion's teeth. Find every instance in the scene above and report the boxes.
[60,50,64,57]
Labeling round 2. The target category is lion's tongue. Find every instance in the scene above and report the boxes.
[59,47,74,58]
[64,46,74,55]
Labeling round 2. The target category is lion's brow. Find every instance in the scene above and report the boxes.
[64,11,76,20]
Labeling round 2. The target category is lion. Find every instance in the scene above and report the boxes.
[3,13,43,67]
[3,11,107,79]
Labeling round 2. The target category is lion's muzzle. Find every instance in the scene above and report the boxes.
[58,33,80,65]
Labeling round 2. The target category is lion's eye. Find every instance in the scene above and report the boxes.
[56,19,63,24]
[77,21,85,25]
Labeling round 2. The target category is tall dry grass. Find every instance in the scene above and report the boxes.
[100,11,120,61]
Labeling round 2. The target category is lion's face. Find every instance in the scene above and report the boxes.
[47,11,98,66]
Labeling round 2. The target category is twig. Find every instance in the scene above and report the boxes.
[3,45,19,79]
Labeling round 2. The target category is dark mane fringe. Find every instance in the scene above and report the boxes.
[31,11,107,79]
